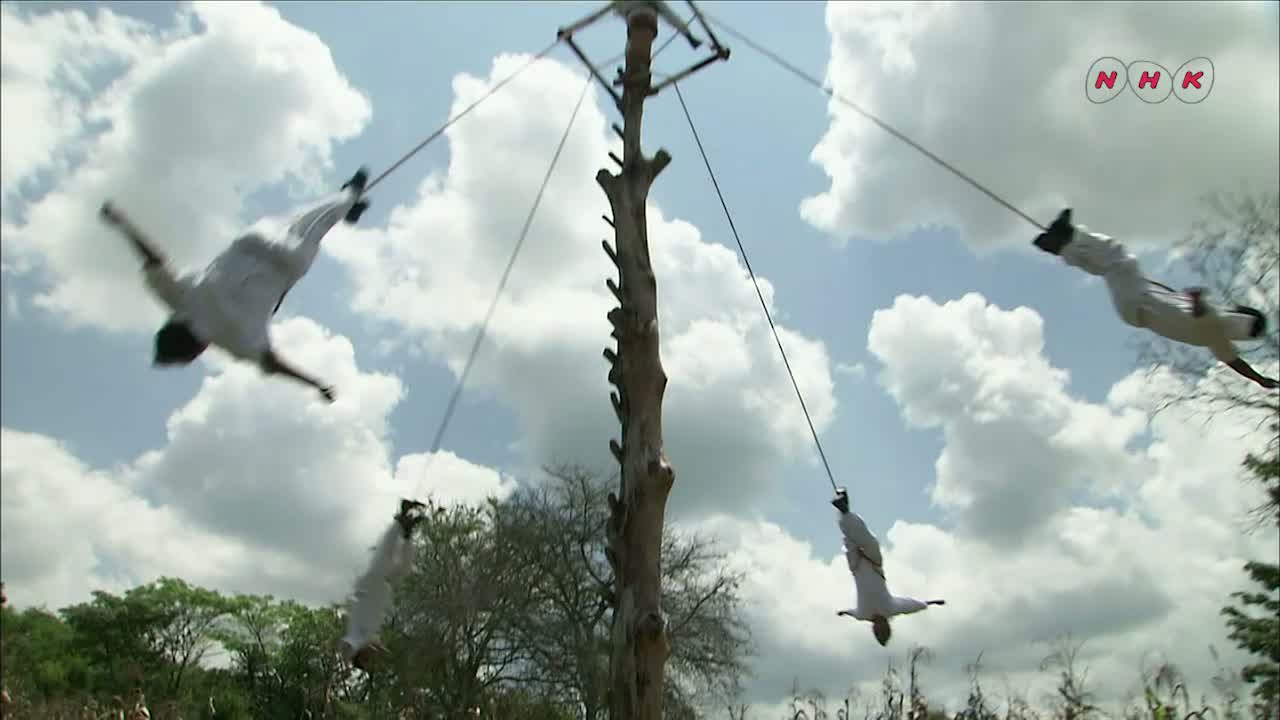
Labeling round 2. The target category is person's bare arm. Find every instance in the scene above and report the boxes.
[260,349,336,402]
[1225,357,1279,389]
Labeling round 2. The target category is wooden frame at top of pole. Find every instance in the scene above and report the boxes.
[555,0,730,111]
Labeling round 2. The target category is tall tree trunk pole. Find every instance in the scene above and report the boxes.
[599,6,675,720]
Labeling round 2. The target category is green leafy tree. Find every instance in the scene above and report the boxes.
[213,593,287,715]
[1221,425,1280,719]
[380,499,532,716]
[60,588,171,696]
[126,577,232,695]
[0,605,86,702]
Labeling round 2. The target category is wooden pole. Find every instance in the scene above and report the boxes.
[597,6,674,719]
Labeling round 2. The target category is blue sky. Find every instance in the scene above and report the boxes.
[2,1,1276,712]
[2,0,1139,538]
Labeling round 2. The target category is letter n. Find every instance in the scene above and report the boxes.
[1094,71,1118,90]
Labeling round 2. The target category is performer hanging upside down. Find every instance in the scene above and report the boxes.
[99,168,372,402]
[338,498,427,672]
[832,489,944,647]
[1034,209,1277,389]
[611,0,702,48]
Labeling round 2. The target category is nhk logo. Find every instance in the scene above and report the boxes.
[1086,57,1214,104]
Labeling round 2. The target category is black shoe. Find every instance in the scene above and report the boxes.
[342,167,369,195]
[344,200,369,224]
[1033,208,1075,255]
[831,488,849,513]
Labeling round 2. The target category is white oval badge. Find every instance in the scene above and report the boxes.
[1085,56,1128,104]
[1172,56,1214,104]
[1127,60,1174,104]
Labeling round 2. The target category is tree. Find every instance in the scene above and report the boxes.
[214,593,287,716]
[0,605,86,702]
[383,499,533,716]
[499,468,616,717]
[1220,428,1280,719]
[270,601,357,718]
[214,594,354,719]
[1137,189,1279,421]
[493,465,752,718]
[60,588,172,696]
[126,578,232,695]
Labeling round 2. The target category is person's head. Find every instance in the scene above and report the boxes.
[337,638,356,663]
[338,637,376,671]
[871,616,892,647]
[352,645,376,672]
[153,320,208,366]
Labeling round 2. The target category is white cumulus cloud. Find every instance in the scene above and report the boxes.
[326,54,838,517]
[1,1,371,332]
[800,1,1279,251]
[691,293,1277,711]
[1,317,515,612]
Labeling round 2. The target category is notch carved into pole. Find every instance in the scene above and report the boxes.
[610,391,626,422]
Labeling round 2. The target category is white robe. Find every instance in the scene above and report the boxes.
[612,0,699,41]
[340,519,412,659]
[144,190,360,363]
[837,510,928,621]
[1061,228,1259,363]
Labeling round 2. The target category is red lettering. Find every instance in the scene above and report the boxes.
[1182,70,1203,89]
[1094,71,1118,89]
[1139,71,1161,89]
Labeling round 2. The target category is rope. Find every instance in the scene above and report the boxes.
[416,73,594,487]
[703,12,1047,233]
[366,39,562,193]
[673,82,841,495]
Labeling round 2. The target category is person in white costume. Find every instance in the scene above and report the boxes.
[338,499,427,672]
[1034,209,1277,389]
[611,0,702,48]
[832,489,944,647]
[100,168,373,402]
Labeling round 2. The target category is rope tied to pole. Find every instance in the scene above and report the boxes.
[673,81,841,495]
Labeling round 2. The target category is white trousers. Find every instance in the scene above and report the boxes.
[342,519,411,657]
[229,189,360,309]
[1061,229,1258,360]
